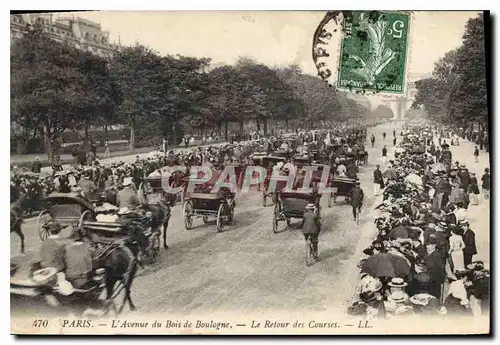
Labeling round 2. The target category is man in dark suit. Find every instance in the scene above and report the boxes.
[373,165,384,196]
[349,181,364,221]
[461,220,477,267]
[302,204,321,259]
[423,235,446,299]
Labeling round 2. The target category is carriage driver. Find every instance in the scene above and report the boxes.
[37,223,93,296]
[117,177,141,209]
[302,203,321,260]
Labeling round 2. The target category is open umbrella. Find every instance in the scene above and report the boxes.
[405,173,423,186]
[388,226,410,240]
[430,163,446,173]
[361,253,411,278]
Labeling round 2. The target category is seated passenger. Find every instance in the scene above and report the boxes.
[63,230,93,289]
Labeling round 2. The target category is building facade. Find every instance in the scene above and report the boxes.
[10,13,119,58]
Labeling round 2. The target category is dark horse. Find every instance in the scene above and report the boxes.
[91,240,139,313]
[145,199,171,249]
[10,193,27,253]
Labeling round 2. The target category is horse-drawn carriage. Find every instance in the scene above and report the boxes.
[261,155,287,207]
[357,149,369,165]
[139,168,189,206]
[10,261,117,318]
[272,191,320,233]
[183,192,235,232]
[37,193,95,241]
[81,216,161,264]
[329,176,357,207]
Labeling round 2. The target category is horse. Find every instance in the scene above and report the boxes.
[87,233,139,313]
[10,192,27,253]
[143,199,171,249]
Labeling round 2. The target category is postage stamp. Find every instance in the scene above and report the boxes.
[10,10,490,336]
[313,11,411,94]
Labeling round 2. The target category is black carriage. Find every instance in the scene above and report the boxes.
[329,176,357,207]
[272,191,320,233]
[37,193,95,241]
[183,192,235,232]
[82,216,161,264]
[251,152,268,167]
[272,150,292,160]
[139,176,165,204]
[357,149,369,165]
[261,155,287,207]
[293,156,311,166]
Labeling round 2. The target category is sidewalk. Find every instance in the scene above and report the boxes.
[447,139,491,268]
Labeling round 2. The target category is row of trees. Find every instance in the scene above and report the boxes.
[412,13,488,130]
[11,24,370,160]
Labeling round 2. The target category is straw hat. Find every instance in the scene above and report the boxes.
[305,203,316,210]
[117,207,131,215]
[32,267,57,285]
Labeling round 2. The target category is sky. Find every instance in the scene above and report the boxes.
[68,10,479,77]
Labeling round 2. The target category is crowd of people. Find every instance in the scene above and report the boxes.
[348,122,490,320]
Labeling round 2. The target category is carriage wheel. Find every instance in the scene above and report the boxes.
[216,203,227,232]
[183,200,194,230]
[272,203,280,233]
[78,210,93,227]
[226,202,234,224]
[37,210,53,241]
[100,299,118,317]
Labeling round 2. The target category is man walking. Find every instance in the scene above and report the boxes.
[474,146,479,163]
[349,180,364,222]
[481,168,490,200]
[461,220,477,267]
[373,164,384,196]
[104,140,110,158]
[32,157,42,173]
[381,145,388,164]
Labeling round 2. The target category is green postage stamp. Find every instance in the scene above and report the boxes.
[337,11,411,93]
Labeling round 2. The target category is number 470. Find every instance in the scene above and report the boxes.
[389,20,406,38]
[33,319,48,328]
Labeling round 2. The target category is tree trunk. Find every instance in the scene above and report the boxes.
[171,120,178,146]
[43,125,54,163]
[239,120,244,133]
[263,118,268,136]
[224,121,229,141]
[256,119,261,132]
[285,119,289,132]
[129,116,136,153]
[84,121,89,144]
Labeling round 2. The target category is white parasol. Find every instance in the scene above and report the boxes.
[405,173,423,186]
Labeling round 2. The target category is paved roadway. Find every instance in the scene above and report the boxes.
[10,122,490,318]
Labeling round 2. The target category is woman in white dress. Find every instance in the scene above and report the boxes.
[449,227,465,273]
